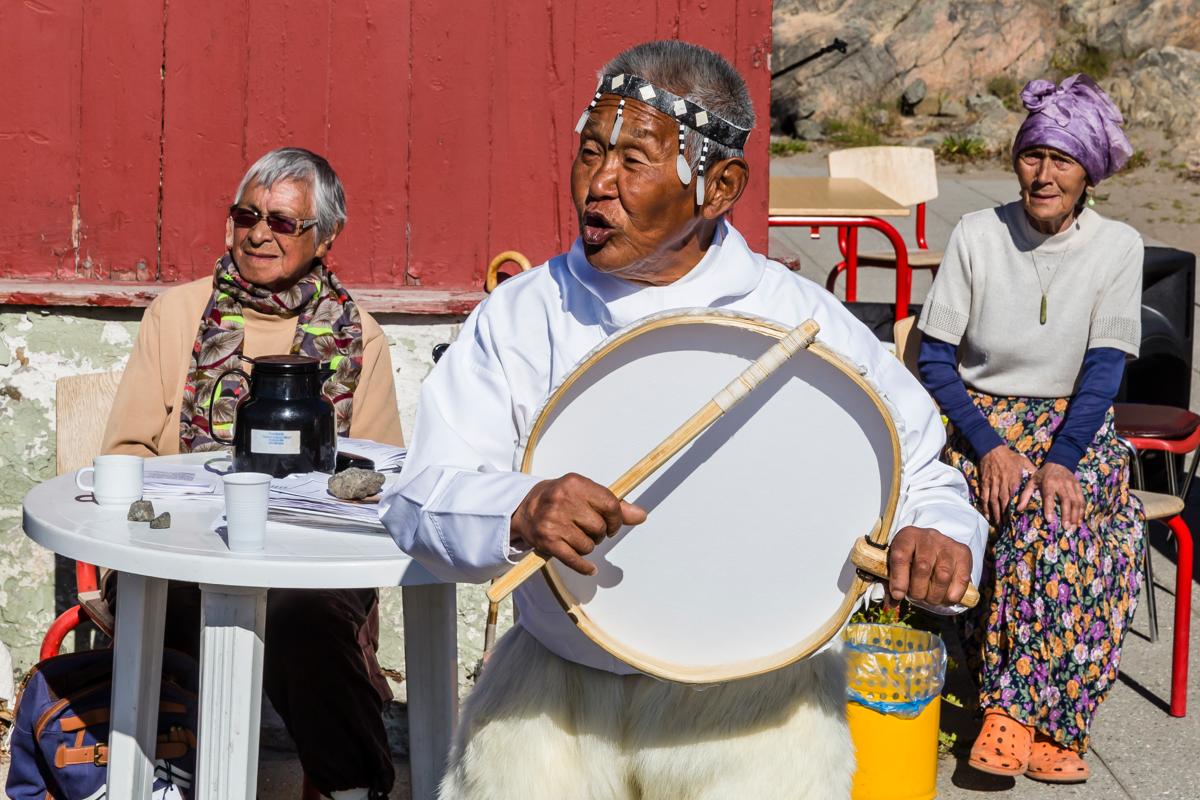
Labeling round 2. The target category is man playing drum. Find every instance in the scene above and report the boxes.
[381,40,987,799]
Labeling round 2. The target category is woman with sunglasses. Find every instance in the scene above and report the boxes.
[916,75,1145,784]
[101,147,402,800]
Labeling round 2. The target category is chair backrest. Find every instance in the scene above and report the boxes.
[828,146,938,207]
[892,316,921,378]
[55,372,123,475]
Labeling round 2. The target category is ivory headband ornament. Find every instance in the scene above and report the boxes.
[488,319,822,604]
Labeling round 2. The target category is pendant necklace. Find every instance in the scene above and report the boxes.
[1028,248,1067,325]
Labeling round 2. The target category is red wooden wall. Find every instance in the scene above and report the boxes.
[0,0,770,313]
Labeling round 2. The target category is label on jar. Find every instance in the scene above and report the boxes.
[250,429,301,455]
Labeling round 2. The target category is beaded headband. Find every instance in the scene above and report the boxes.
[574,72,752,204]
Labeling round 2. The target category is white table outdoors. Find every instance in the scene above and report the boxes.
[21,453,458,800]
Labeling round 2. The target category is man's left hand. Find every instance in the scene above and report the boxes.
[887,526,973,606]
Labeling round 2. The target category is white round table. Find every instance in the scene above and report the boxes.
[23,454,457,800]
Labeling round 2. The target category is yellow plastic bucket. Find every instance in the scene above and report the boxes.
[844,624,945,800]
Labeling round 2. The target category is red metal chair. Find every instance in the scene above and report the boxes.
[1129,485,1193,718]
[824,146,942,299]
[1116,403,1200,642]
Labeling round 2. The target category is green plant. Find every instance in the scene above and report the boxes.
[1122,149,1150,172]
[769,137,809,156]
[937,135,987,161]
[850,598,913,626]
[823,116,883,147]
[985,75,1022,110]
[1050,45,1111,81]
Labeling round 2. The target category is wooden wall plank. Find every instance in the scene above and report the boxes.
[76,0,164,282]
[405,0,495,289]
[325,0,411,287]
[1,0,772,301]
[0,0,83,280]
[160,0,250,283]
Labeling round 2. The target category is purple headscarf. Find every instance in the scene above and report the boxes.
[1011,73,1133,184]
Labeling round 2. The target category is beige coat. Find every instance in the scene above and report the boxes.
[102,277,404,455]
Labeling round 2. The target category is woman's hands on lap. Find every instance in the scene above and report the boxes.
[979,446,1037,524]
[1018,462,1084,529]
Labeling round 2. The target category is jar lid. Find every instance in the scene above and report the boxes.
[250,354,322,375]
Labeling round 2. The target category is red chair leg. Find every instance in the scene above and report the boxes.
[825,262,846,294]
[40,604,88,661]
[1168,514,1192,717]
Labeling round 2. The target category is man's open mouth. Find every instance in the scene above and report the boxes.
[582,212,616,246]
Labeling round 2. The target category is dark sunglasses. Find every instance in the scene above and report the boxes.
[228,205,318,236]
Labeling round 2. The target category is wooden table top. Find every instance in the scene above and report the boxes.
[768,176,910,217]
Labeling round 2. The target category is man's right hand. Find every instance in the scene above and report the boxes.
[978,445,1036,525]
[511,473,647,576]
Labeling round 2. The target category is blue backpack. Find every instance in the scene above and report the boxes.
[7,647,198,800]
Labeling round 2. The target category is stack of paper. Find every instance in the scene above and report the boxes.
[268,472,391,533]
[337,436,407,472]
[143,465,221,500]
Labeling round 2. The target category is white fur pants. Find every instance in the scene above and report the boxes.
[440,628,854,800]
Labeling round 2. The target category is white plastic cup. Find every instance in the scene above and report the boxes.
[75,455,144,508]
[222,472,272,552]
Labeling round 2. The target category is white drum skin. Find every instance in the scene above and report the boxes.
[521,312,901,683]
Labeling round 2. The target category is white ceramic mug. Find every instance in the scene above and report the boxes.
[222,472,272,552]
[75,454,144,508]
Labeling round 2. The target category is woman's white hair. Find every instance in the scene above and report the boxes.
[233,147,346,241]
[602,40,755,167]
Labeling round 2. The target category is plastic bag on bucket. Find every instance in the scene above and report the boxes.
[844,623,946,719]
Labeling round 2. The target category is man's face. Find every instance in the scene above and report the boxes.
[570,96,702,281]
[225,178,331,292]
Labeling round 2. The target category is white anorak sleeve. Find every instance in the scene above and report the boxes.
[814,300,988,612]
[378,306,542,584]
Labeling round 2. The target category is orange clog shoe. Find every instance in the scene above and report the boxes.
[1026,738,1089,783]
[968,708,1034,776]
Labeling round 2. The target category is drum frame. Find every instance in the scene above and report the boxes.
[520,311,903,683]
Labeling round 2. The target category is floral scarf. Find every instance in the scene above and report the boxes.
[179,254,363,452]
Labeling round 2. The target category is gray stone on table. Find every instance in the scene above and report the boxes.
[149,512,171,529]
[328,468,386,500]
[127,499,156,522]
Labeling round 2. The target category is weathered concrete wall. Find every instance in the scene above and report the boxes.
[0,306,512,710]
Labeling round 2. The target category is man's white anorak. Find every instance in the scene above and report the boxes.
[380,220,986,674]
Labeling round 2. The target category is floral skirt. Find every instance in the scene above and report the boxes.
[944,393,1145,752]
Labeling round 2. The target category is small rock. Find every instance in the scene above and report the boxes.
[966,93,1006,116]
[938,98,966,118]
[329,468,386,501]
[901,79,927,114]
[794,118,825,141]
[149,512,171,529]
[866,108,891,127]
[909,133,947,149]
[127,500,156,522]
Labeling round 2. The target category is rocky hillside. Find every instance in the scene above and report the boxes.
[772,0,1200,168]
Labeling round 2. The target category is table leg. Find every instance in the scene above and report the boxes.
[403,583,458,800]
[1168,515,1192,717]
[195,585,267,799]
[108,574,168,800]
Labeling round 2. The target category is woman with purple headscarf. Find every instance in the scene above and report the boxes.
[916,74,1145,783]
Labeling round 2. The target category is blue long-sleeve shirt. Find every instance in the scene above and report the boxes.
[917,335,1126,470]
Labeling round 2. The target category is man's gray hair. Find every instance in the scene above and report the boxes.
[233,147,347,241]
[602,40,755,168]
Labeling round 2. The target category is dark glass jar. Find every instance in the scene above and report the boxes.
[212,355,336,477]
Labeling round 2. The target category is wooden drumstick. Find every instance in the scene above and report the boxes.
[850,536,980,608]
[486,318,822,606]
